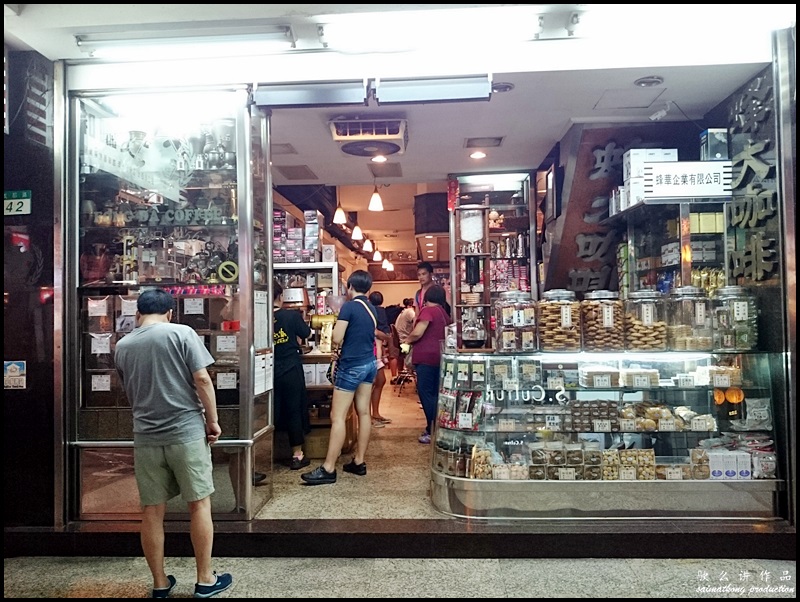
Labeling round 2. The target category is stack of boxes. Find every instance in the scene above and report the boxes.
[620,147,679,212]
[272,208,323,264]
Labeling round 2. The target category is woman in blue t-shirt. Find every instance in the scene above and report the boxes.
[301,270,378,486]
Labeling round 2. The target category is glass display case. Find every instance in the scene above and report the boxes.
[430,350,782,519]
[449,172,536,351]
[66,89,273,520]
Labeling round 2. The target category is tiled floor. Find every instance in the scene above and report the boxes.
[3,556,796,598]
[4,375,796,597]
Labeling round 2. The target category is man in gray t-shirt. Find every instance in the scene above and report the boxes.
[114,288,232,598]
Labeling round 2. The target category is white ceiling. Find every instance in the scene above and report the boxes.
[5,4,792,259]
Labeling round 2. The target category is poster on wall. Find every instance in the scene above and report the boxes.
[368,262,419,282]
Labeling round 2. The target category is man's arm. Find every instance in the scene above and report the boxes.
[193,366,221,443]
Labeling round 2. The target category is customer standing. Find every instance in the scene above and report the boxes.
[413,261,435,313]
[395,298,416,344]
[368,290,392,427]
[301,270,378,485]
[114,288,232,599]
[404,284,451,444]
[272,280,313,470]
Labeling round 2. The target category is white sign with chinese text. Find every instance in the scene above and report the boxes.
[643,161,732,200]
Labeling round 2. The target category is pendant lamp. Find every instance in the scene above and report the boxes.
[368,185,384,211]
[362,238,374,252]
[382,258,391,269]
[333,202,347,224]
[351,223,364,240]
[373,247,382,262]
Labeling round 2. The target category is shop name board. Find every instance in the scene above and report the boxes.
[643,161,732,201]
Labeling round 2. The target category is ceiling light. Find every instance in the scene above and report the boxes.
[74,26,297,61]
[634,75,665,88]
[371,155,387,163]
[373,248,382,262]
[351,223,364,240]
[382,258,391,269]
[368,184,384,212]
[386,261,394,272]
[426,243,434,247]
[333,202,347,224]
[491,82,515,94]
[362,238,374,252]
[470,151,487,159]
[424,235,434,239]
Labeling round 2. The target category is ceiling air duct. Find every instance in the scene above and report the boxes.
[329,117,409,157]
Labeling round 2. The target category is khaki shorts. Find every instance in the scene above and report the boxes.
[134,437,215,506]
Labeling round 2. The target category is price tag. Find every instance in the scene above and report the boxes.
[121,298,138,316]
[712,374,731,387]
[593,419,612,432]
[90,334,112,355]
[665,466,683,480]
[619,466,636,480]
[547,376,564,390]
[691,417,710,431]
[545,414,562,429]
[216,334,237,353]
[658,418,676,432]
[91,374,111,391]
[87,297,109,317]
[677,374,695,388]
[503,378,519,391]
[618,418,636,432]
[443,372,454,389]
[560,306,573,327]
[632,374,652,388]
[558,467,576,481]
[458,413,473,429]
[183,298,204,315]
[732,301,749,321]
[498,418,516,432]
[592,374,612,388]
[472,364,485,382]
[216,372,237,390]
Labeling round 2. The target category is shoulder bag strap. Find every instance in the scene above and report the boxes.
[354,298,378,328]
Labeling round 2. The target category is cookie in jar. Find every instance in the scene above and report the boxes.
[539,289,582,352]
[581,290,624,351]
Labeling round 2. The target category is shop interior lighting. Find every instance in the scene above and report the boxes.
[372,247,382,262]
[351,222,364,241]
[362,238,374,253]
[333,201,347,224]
[74,25,297,61]
[368,183,384,212]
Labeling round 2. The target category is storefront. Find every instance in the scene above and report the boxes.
[3,19,795,557]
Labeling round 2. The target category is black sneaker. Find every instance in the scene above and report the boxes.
[289,455,311,470]
[252,471,267,485]
[301,465,337,485]
[194,572,233,598]
[343,458,367,476]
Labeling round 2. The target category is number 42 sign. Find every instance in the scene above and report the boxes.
[4,190,32,216]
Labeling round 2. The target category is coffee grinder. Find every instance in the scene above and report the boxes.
[309,294,346,353]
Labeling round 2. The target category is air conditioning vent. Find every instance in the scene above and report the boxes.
[329,118,409,156]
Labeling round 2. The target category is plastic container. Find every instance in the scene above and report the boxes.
[712,285,758,351]
[538,289,581,352]
[581,290,624,351]
[624,289,667,351]
[666,286,712,351]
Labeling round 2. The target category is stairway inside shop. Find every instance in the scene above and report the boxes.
[4,380,794,560]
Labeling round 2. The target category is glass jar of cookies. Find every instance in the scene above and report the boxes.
[624,289,667,351]
[711,285,758,351]
[666,286,713,351]
[539,289,581,352]
[581,290,624,351]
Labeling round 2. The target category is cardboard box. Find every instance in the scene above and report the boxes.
[302,364,316,387]
[736,451,752,479]
[716,212,726,233]
[623,149,649,181]
[627,177,646,206]
[689,213,700,233]
[699,213,717,233]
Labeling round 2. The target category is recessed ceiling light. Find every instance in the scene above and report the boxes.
[426,243,434,246]
[492,82,515,93]
[371,155,388,163]
[634,75,664,88]
[470,151,487,159]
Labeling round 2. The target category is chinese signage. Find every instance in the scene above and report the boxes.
[643,160,732,200]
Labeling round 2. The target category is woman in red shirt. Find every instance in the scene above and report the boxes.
[404,284,451,444]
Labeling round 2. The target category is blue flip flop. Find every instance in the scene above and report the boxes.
[152,575,177,598]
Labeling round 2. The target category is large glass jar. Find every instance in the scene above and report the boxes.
[538,289,581,352]
[493,292,537,352]
[712,285,758,351]
[666,286,713,351]
[581,290,624,351]
[624,289,667,351]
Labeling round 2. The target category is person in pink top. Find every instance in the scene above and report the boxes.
[404,284,451,444]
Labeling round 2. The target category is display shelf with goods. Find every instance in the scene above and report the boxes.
[449,171,536,352]
[68,90,272,521]
[430,350,781,520]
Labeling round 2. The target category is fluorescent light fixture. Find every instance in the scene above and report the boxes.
[351,224,364,240]
[362,238,374,252]
[375,75,492,105]
[75,26,296,61]
[368,186,384,211]
[333,202,347,224]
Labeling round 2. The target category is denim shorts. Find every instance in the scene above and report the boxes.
[334,359,378,392]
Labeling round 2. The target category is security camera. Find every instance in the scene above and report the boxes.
[649,101,672,121]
